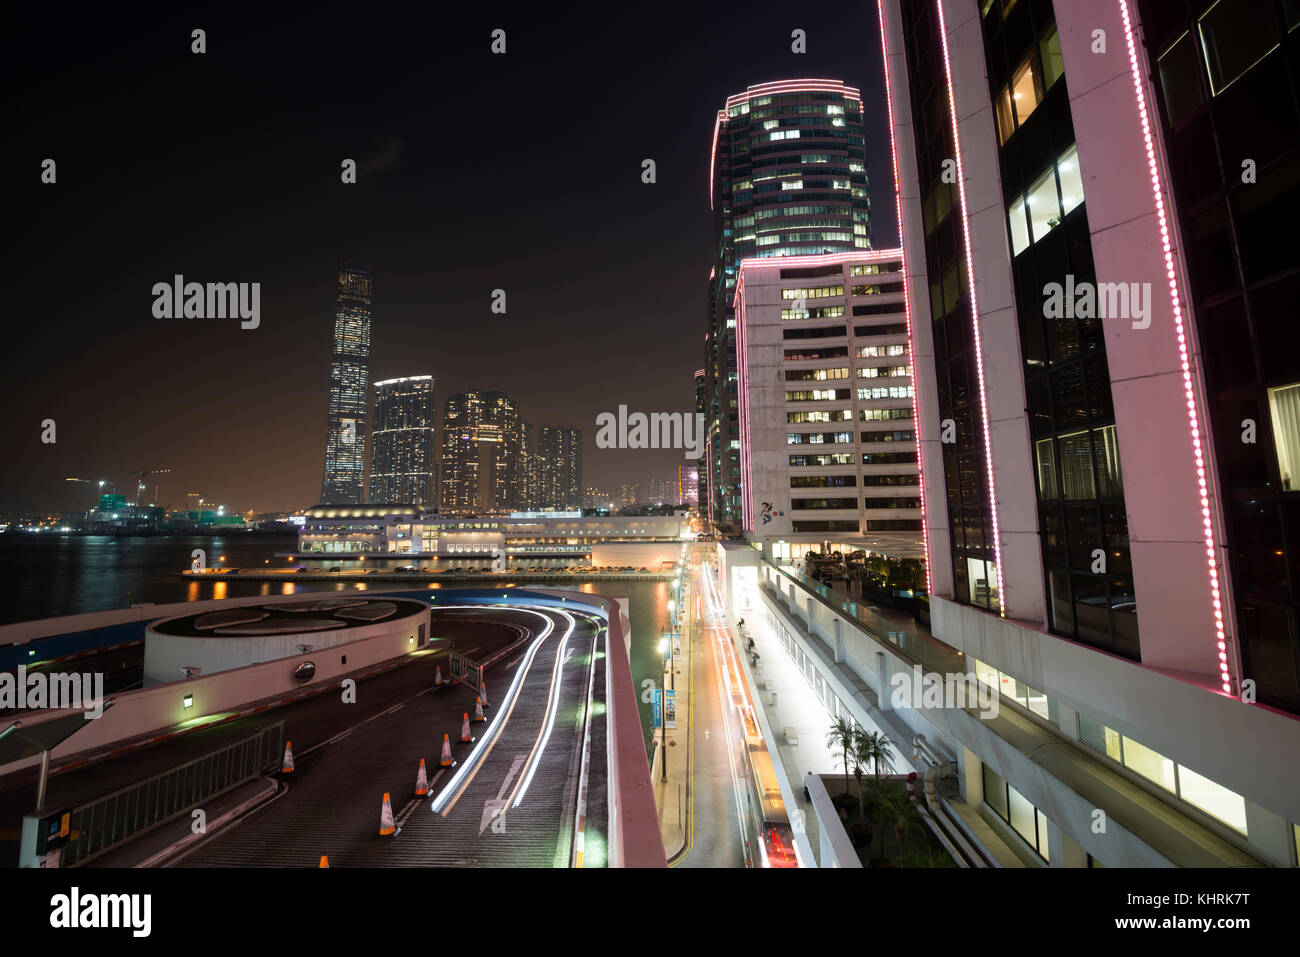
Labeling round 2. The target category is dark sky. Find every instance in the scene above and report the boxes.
[4,1,893,515]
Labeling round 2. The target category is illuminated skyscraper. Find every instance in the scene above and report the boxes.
[537,426,582,509]
[439,390,522,513]
[320,264,372,504]
[704,80,872,529]
[368,376,436,506]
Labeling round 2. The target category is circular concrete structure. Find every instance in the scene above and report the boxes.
[144,596,430,685]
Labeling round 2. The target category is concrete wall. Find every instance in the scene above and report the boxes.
[590,542,681,569]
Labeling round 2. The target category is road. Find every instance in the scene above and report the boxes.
[173,605,608,867]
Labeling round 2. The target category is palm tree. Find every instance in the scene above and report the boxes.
[853,730,895,862]
[879,787,917,859]
[826,717,856,797]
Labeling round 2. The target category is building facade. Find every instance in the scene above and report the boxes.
[439,390,523,513]
[320,264,373,505]
[734,250,922,558]
[368,376,436,507]
[705,80,874,530]
[536,425,582,509]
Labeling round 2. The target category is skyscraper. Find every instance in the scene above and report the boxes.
[439,390,522,513]
[866,0,1300,866]
[704,80,872,530]
[536,426,583,509]
[368,376,436,506]
[519,420,539,510]
[320,264,372,505]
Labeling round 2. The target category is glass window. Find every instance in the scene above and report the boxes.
[1027,167,1062,242]
[1267,383,1300,491]
[1059,431,1096,500]
[1008,194,1031,255]
[983,764,1008,819]
[1078,713,1122,761]
[1158,32,1206,126]
[1057,145,1084,215]
[1122,736,1177,792]
[1036,809,1051,861]
[1177,765,1247,834]
[1040,26,1064,91]
[1008,784,1037,847]
[1036,437,1060,499]
[1198,0,1281,94]
[996,86,1016,144]
[1049,569,1074,632]
[1011,56,1042,125]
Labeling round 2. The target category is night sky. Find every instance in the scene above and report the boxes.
[5,1,893,515]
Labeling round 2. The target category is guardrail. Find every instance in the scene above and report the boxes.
[60,721,284,866]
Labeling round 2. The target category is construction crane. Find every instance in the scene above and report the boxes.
[132,467,172,506]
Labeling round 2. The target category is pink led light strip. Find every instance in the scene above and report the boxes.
[1117,0,1232,694]
[933,0,1006,614]
[877,0,932,594]
[734,270,754,533]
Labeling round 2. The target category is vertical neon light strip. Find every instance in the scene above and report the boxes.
[877,0,932,594]
[1118,0,1232,694]
[933,0,1005,614]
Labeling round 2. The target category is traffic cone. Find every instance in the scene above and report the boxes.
[415,758,429,797]
[460,711,473,742]
[473,696,486,723]
[479,681,489,707]
[380,792,396,836]
[281,741,295,774]
[319,855,329,867]
[440,733,453,767]
[435,666,443,685]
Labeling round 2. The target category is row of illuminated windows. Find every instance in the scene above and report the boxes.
[785,346,849,361]
[857,366,909,379]
[982,764,1051,863]
[759,241,870,257]
[1077,713,1247,835]
[789,453,918,467]
[734,101,848,118]
[783,284,844,300]
[859,386,914,400]
[758,230,853,246]
[782,306,846,321]
[787,388,851,402]
[994,23,1064,145]
[858,344,906,358]
[1035,426,1123,501]
[755,204,851,220]
[860,408,914,421]
[791,474,856,488]
[973,658,1060,726]
[787,431,853,444]
[785,367,849,382]
[1008,144,1085,256]
[757,217,852,232]
[852,263,902,276]
[788,409,853,423]
[861,429,914,443]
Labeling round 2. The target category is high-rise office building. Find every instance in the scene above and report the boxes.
[537,426,582,509]
[865,0,1300,867]
[439,390,522,513]
[704,80,873,530]
[678,463,700,508]
[320,264,372,505]
[733,249,921,559]
[368,376,436,506]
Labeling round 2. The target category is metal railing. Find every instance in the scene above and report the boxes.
[61,721,284,867]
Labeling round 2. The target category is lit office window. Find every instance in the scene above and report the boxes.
[1012,56,1042,125]
[1057,145,1084,215]
[1039,25,1064,90]
[1198,0,1281,94]
[1121,736,1177,793]
[1267,383,1300,491]
[1178,765,1247,834]
[1027,167,1061,242]
[1008,195,1031,255]
[1035,437,1059,499]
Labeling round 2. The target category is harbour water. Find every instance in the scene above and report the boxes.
[0,533,672,755]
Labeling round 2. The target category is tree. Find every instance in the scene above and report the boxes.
[826,717,856,797]
[853,729,895,863]
[878,786,917,859]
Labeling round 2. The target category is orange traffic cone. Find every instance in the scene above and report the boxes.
[473,696,486,723]
[460,711,473,742]
[319,855,329,867]
[439,733,453,767]
[380,792,396,836]
[479,681,489,707]
[281,741,295,774]
[435,666,443,685]
[415,758,429,797]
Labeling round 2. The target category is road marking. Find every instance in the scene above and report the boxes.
[480,754,526,834]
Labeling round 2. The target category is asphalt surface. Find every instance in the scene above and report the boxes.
[173,606,608,867]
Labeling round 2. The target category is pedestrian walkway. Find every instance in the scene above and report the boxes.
[653,586,690,860]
